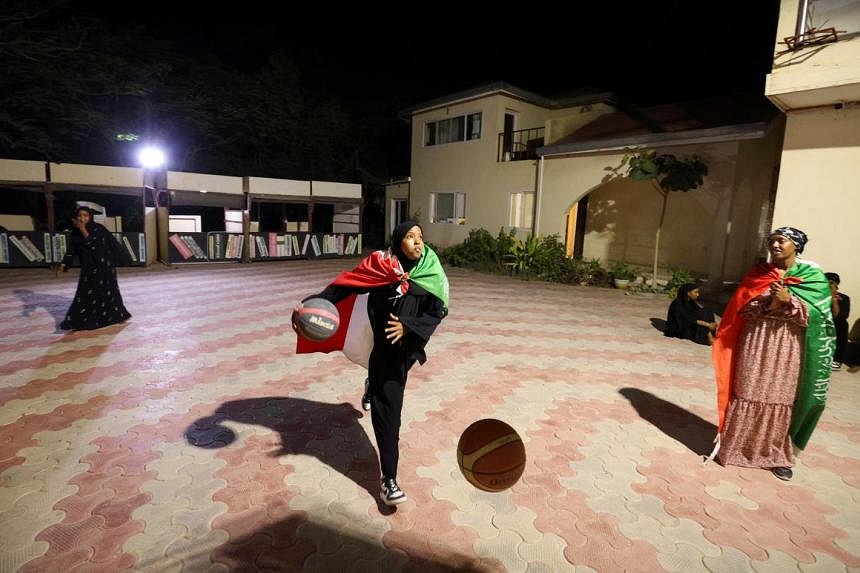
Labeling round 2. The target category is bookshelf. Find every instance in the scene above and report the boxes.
[207,232,244,261]
[1,232,53,267]
[167,232,209,263]
[114,232,147,266]
[306,233,362,258]
[250,232,307,260]
[0,231,146,267]
[249,232,361,261]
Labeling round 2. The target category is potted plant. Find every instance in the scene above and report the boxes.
[611,261,635,289]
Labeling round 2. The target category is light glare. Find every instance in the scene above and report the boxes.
[138,147,166,169]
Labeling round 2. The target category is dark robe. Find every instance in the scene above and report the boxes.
[664,285,715,345]
[307,280,445,479]
[833,292,850,363]
[60,223,131,330]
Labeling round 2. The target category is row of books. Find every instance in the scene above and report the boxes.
[167,231,362,263]
[6,233,50,263]
[254,233,303,258]
[322,234,362,256]
[208,233,244,260]
[0,232,143,266]
[249,233,360,259]
[118,234,144,263]
[169,234,207,260]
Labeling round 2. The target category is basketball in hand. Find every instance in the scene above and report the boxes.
[293,298,340,342]
[457,418,526,492]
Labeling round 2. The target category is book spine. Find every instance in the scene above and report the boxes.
[268,232,277,257]
[52,234,67,261]
[43,233,52,263]
[0,233,8,264]
[170,234,193,259]
[9,236,35,261]
[122,236,138,262]
[190,236,207,259]
[20,236,45,261]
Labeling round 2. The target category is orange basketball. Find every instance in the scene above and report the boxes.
[457,419,526,492]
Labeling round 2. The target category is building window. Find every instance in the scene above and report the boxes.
[508,192,534,229]
[424,113,482,146]
[391,198,408,231]
[430,192,466,223]
[796,0,860,41]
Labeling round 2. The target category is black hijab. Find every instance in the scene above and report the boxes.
[73,207,98,234]
[676,283,701,310]
[391,220,421,273]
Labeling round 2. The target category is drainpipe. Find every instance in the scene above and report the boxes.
[533,156,545,236]
[796,0,810,37]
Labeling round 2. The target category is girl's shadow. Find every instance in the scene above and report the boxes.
[619,387,716,456]
[185,396,395,514]
[15,288,72,332]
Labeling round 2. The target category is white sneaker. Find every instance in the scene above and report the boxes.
[380,477,406,505]
[361,378,371,411]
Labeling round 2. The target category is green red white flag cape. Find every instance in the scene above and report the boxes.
[711,261,834,451]
[296,246,448,368]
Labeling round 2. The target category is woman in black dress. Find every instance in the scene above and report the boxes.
[665,283,717,345]
[59,207,131,330]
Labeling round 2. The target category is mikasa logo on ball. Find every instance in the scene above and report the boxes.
[308,315,335,330]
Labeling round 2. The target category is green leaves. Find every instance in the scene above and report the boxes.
[610,261,636,280]
[507,234,540,273]
[655,154,708,192]
[616,149,708,193]
[627,150,660,181]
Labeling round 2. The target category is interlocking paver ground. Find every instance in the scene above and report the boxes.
[1,260,858,571]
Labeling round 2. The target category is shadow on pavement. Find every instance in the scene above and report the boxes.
[619,387,716,456]
[186,396,399,515]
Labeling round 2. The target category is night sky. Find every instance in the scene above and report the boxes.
[78,2,782,107]
[64,1,783,176]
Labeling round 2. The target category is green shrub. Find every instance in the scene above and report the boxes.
[610,261,636,280]
[666,267,696,298]
[530,235,575,282]
[443,228,515,272]
[442,228,609,287]
[574,258,610,286]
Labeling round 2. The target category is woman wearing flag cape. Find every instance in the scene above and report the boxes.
[294,221,448,505]
[710,227,835,481]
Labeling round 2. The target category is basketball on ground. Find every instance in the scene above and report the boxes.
[457,418,526,492]
[293,298,340,342]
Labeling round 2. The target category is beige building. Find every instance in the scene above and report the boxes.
[766,0,860,297]
[399,84,619,247]
[399,83,785,288]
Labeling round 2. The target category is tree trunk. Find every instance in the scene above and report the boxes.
[653,187,669,284]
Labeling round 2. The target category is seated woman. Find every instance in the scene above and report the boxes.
[665,283,717,345]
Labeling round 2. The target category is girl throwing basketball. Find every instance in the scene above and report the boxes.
[294,221,448,505]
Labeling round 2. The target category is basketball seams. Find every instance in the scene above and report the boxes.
[299,308,340,322]
[296,297,340,341]
[457,418,526,492]
[458,433,522,469]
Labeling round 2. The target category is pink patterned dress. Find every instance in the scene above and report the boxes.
[718,292,809,468]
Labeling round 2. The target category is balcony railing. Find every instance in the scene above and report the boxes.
[498,127,545,162]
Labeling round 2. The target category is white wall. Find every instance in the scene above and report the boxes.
[772,106,860,298]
